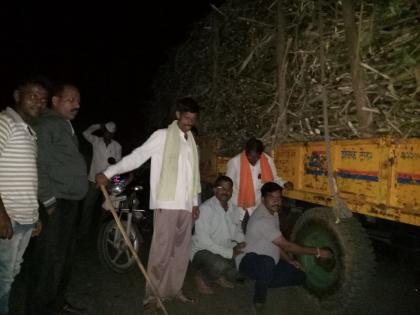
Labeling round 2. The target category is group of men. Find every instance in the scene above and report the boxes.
[0,76,331,315]
[95,99,332,314]
[191,139,332,310]
[0,77,121,315]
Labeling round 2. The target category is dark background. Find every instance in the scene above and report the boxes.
[0,1,224,152]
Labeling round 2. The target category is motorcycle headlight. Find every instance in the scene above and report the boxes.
[111,182,125,195]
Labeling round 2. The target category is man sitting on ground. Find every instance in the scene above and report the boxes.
[191,176,245,294]
[237,182,332,309]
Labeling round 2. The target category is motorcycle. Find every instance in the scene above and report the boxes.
[97,171,153,273]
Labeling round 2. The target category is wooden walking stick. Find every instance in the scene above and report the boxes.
[100,185,169,315]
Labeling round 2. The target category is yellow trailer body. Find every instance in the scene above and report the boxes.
[201,137,419,313]
[273,137,420,227]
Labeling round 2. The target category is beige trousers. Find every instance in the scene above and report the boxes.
[144,209,192,303]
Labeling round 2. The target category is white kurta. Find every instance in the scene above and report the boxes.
[104,128,198,211]
[191,196,244,260]
[226,152,286,215]
[83,124,122,182]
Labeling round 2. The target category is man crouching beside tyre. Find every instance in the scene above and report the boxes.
[236,182,332,310]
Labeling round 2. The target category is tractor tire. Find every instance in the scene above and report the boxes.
[291,207,375,314]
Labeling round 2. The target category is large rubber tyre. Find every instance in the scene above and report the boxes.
[291,207,375,313]
[97,219,143,274]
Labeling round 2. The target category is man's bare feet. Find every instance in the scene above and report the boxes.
[195,275,214,295]
[215,276,235,288]
[175,292,196,303]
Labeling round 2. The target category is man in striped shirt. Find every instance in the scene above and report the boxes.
[0,76,49,315]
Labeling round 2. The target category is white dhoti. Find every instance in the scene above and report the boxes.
[144,209,192,303]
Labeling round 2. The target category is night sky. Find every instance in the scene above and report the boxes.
[0,1,223,152]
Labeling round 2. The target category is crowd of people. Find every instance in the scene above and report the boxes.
[0,75,331,315]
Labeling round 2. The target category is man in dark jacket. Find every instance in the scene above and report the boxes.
[26,83,88,315]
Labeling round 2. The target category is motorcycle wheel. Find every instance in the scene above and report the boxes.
[97,218,143,274]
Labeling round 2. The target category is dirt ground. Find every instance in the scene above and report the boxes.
[9,228,420,315]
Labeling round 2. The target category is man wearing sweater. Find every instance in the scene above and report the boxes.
[26,83,88,315]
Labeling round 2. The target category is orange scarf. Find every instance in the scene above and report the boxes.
[238,151,274,208]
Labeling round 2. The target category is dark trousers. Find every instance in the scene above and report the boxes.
[26,199,80,315]
[239,253,305,304]
[192,250,238,282]
[79,181,101,236]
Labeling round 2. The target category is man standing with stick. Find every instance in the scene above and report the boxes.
[96,98,201,314]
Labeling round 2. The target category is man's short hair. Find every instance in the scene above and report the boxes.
[261,182,283,197]
[245,137,264,154]
[18,75,51,93]
[176,97,200,114]
[52,83,78,97]
[214,175,233,188]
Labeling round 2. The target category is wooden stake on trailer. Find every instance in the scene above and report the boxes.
[317,0,352,222]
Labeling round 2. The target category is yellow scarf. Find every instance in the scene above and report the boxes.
[156,120,201,201]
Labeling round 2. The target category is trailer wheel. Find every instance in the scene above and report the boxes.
[291,207,375,313]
